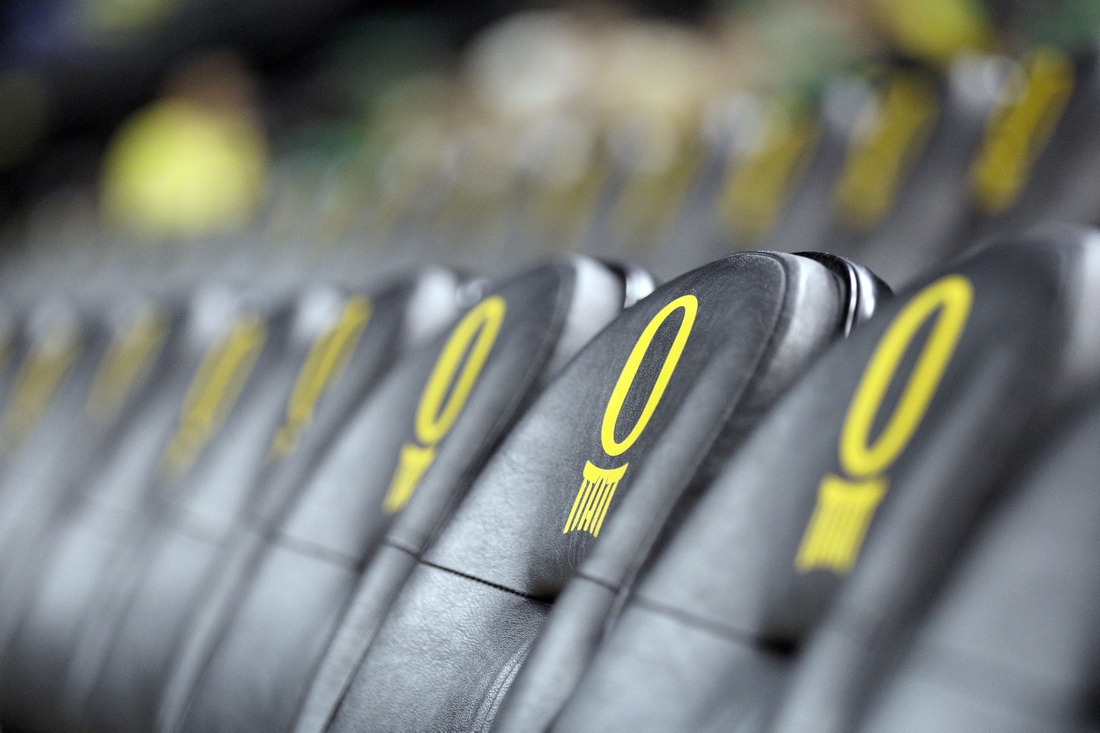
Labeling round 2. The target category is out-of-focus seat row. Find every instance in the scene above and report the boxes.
[2,5,1100,730]
[0,223,1097,732]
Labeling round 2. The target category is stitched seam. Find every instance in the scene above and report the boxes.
[384,535,419,556]
[576,569,619,592]
[632,594,762,647]
[418,559,547,602]
[270,532,359,568]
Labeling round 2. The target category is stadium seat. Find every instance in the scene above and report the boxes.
[319,250,884,732]
[551,226,1100,732]
[166,258,635,732]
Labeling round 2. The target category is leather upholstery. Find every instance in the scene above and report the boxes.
[0,299,178,667]
[489,253,887,733]
[852,393,1100,731]
[0,274,445,732]
[80,275,456,733]
[552,227,1100,732]
[172,258,628,732]
[971,56,1100,244]
[322,251,882,732]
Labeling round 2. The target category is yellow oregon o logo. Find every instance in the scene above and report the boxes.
[839,275,972,478]
[796,274,974,574]
[383,295,507,514]
[601,294,697,457]
[270,296,372,458]
[415,295,507,446]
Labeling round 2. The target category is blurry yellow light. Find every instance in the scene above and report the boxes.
[101,99,267,239]
[873,0,995,63]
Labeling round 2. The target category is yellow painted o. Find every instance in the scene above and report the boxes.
[415,296,506,445]
[601,294,698,457]
[840,274,972,477]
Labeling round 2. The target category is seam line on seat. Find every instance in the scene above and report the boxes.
[419,559,550,603]
[632,594,763,647]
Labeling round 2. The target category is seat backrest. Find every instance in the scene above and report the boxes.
[827,63,998,286]
[0,283,284,731]
[971,51,1100,240]
[0,298,176,631]
[166,258,631,733]
[847,392,1100,732]
[552,226,1100,733]
[76,272,461,733]
[489,252,886,733]
[319,251,883,733]
[0,272,456,733]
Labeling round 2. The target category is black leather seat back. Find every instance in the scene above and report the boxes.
[552,228,1100,732]
[58,291,296,729]
[0,286,284,732]
[322,252,880,732]
[0,299,176,642]
[79,275,459,733]
[827,63,998,285]
[490,254,885,732]
[170,259,630,733]
[970,51,1100,238]
[853,394,1100,732]
[147,270,460,733]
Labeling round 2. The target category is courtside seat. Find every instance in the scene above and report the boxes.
[79,271,461,733]
[168,258,634,733]
[320,250,884,732]
[0,297,180,675]
[552,226,1100,732]
[0,283,294,733]
[851,392,1100,732]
